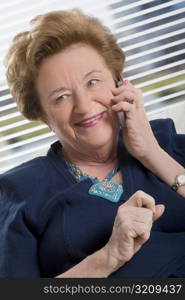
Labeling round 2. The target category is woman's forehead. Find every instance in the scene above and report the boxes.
[37,44,110,81]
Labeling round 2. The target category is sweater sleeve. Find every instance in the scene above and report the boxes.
[150,118,185,167]
[0,182,41,278]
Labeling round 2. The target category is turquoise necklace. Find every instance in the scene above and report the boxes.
[65,160,124,203]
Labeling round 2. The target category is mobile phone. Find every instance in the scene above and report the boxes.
[118,111,125,129]
[116,74,125,129]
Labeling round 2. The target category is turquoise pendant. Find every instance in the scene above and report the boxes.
[88,181,123,203]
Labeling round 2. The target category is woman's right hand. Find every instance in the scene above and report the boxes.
[103,190,165,272]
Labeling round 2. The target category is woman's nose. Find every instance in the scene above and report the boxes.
[74,89,92,114]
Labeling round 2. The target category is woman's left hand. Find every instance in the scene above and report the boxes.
[111,80,159,160]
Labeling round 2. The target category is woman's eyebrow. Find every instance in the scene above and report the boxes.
[48,87,69,99]
[83,70,102,79]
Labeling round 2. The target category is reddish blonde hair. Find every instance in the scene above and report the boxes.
[5,9,125,120]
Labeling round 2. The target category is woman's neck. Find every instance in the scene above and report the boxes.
[61,142,118,181]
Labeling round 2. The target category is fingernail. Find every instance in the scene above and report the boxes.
[123,79,128,85]
[119,74,128,85]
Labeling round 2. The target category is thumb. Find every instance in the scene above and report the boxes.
[153,204,165,221]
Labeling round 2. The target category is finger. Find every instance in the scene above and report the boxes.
[112,85,133,96]
[125,190,156,214]
[118,206,153,228]
[134,235,146,252]
[111,101,134,113]
[112,91,136,103]
[113,83,139,96]
[128,219,152,238]
[112,87,143,105]
[134,229,151,253]
[153,204,165,221]
[113,79,132,92]
[133,208,154,224]
[112,89,143,109]
[135,230,151,246]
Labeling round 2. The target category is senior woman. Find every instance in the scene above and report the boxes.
[1,9,185,278]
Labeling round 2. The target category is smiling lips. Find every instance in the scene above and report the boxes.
[75,111,105,128]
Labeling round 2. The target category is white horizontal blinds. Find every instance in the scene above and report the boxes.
[0,0,185,173]
[111,0,185,114]
[0,87,56,173]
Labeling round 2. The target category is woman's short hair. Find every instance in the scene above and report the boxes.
[5,9,125,120]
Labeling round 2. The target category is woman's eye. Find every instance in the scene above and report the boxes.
[88,79,99,87]
[55,94,70,103]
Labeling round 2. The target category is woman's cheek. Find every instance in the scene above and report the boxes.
[97,87,113,106]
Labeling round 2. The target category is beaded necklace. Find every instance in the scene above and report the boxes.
[65,160,124,203]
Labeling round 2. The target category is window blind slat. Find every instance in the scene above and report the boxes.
[0,111,21,122]
[117,18,185,43]
[0,0,27,11]
[0,94,11,102]
[0,132,54,153]
[126,38,185,62]
[123,28,185,52]
[115,7,185,34]
[144,90,185,107]
[125,49,185,72]
[0,124,47,142]
[136,69,185,89]
[0,120,30,133]
[0,84,8,92]
[0,141,55,163]
[128,59,185,81]
[143,80,185,96]
[0,0,58,22]
[100,0,156,19]
[113,0,185,25]
[0,103,17,112]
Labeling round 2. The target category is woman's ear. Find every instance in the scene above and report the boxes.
[115,74,123,87]
[41,117,54,132]
[115,79,119,88]
[115,77,120,88]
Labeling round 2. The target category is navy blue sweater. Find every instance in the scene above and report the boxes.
[1,118,185,278]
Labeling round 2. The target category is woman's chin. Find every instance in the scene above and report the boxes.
[81,128,117,149]
[72,120,119,150]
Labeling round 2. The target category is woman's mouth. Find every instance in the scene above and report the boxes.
[75,111,106,128]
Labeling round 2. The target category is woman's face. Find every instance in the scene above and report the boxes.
[36,43,120,152]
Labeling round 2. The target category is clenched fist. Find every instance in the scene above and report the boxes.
[103,190,165,272]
